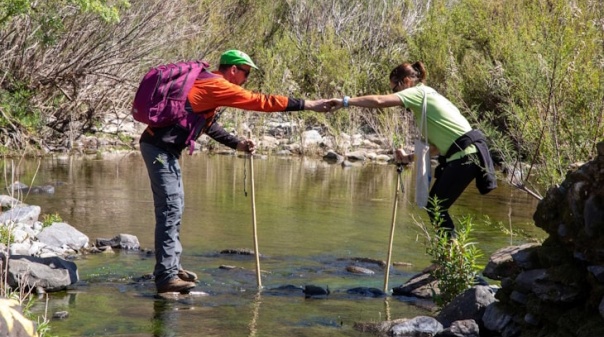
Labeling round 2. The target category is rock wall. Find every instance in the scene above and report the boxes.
[483,142,604,337]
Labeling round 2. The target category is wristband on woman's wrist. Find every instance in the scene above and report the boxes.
[343,96,350,108]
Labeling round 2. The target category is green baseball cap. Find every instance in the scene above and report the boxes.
[219,50,259,69]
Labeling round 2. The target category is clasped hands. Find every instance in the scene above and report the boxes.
[304,98,348,113]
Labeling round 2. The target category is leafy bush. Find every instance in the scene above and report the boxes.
[0,225,14,244]
[41,212,62,228]
[421,198,483,307]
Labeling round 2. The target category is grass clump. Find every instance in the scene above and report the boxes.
[41,213,62,228]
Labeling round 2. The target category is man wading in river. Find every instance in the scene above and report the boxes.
[139,50,332,293]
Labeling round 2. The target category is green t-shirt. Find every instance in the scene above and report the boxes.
[395,84,476,161]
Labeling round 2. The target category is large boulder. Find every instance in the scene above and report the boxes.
[436,285,496,328]
[36,222,89,251]
[6,255,79,292]
[0,195,22,209]
[0,205,41,226]
[392,268,440,299]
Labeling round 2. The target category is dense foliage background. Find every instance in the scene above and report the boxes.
[1,0,603,188]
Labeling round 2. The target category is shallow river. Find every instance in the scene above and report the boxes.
[10,152,543,336]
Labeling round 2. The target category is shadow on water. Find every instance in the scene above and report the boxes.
[15,152,543,336]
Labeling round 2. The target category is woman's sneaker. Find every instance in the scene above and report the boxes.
[156,277,195,294]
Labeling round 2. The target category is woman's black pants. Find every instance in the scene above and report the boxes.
[428,155,481,234]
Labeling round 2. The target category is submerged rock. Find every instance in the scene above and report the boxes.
[5,181,56,194]
[346,256,387,268]
[346,265,375,275]
[220,248,258,256]
[265,285,304,296]
[354,316,443,336]
[96,234,140,250]
[303,285,330,298]
[346,287,386,297]
[53,311,69,319]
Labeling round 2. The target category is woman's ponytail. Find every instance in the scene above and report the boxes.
[412,61,426,82]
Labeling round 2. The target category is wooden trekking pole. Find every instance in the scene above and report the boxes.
[248,133,262,288]
[383,164,404,293]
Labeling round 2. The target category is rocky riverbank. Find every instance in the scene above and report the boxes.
[60,113,402,165]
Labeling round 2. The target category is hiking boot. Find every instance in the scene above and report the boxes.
[156,277,195,294]
[177,269,198,282]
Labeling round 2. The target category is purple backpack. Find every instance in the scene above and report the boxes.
[132,60,213,154]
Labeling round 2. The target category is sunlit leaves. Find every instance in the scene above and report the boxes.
[409,0,604,188]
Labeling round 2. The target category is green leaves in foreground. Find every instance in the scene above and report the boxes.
[424,199,483,307]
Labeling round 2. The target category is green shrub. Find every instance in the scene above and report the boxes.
[0,85,42,130]
[423,198,483,307]
[41,212,62,228]
[0,225,14,244]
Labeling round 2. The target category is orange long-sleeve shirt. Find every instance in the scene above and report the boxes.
[187,72,305,121]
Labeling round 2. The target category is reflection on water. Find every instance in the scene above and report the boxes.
[14,152,543,336]
[152,299,176,337]
[247,291,262,337]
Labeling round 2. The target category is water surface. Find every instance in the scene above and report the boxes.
[8,153,542,336]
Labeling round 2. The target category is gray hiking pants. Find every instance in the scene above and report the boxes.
[140,142,184,286]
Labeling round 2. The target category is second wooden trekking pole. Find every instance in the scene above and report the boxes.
[248,137,262,288]
[384,164,404,293]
